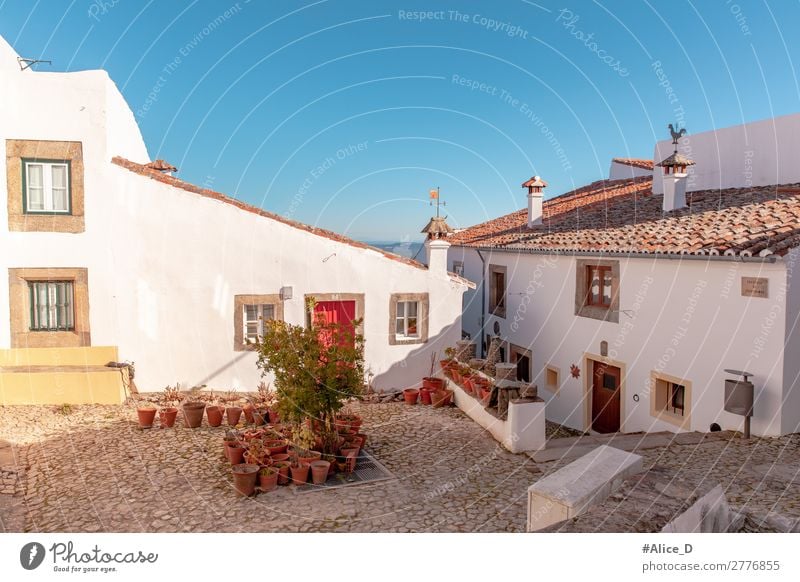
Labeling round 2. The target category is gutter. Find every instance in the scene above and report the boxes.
[452,245,780,264]
[476,249,487,358]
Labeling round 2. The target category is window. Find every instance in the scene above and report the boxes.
[24,160,70,213]
[489,264,507,318]
[7,140,84,232]
[575,259,619,323]
[453,261,464,277]
[388,293,429,345]
[545,365,560,392]
[233,294,284,351]
[650,372,692,427]
[28,281,74,331]
[395,301,419,339]
[586,265,612,307]
[243,304,276,343]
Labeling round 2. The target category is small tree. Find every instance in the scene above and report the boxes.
[256,310,365,432]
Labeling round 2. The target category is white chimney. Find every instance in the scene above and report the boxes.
[425,238,451,275]
[522,175,547,227]
[656,152,695,212]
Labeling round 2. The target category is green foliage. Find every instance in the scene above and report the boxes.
[256,315,365,428]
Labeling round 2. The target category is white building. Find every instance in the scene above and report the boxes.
[449,117,800,438]
[0,35,469,404]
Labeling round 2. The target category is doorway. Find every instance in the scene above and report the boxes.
[591,360,621,433]
[509,344,532,383]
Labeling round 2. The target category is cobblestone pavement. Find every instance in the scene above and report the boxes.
[0,402,797,532]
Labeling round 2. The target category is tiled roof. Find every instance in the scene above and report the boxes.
[111,157,472,283]
[144,159,178,172]
[448,176,800,257]
[612,158,654,171]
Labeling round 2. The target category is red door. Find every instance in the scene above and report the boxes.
[313,301,356,347]
[591,361,621,433]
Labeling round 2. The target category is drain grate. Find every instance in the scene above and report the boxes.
[294,450,394,493]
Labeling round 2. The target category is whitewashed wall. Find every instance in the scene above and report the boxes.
[608,161,652,181]
[652,113,800,195]
[0,36,466,393]
[449,245,794,437]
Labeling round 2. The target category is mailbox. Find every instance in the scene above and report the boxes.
[724,379,754,417]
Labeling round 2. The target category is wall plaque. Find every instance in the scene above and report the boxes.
[741,277,768,298]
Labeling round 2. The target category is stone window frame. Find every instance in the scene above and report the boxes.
[488,264,507,318]
[6,140,85,233]
[545,364,560,393]
[388,293,429,346]
[574,258,620,323]
[8,267,90,348]
[650,370,692,429]
[233,294,284,351]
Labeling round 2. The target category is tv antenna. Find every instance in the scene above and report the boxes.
[429,187,446,218]
[18,57,52,71]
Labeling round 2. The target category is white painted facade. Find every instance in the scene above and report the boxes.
[608,160,652,181]
[450,244,798,437]
[0,36,467,393]
[652,113,800,195]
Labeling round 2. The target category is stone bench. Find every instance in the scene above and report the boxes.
[527,445,643,531]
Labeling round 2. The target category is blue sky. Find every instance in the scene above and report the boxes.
[2,1,799,240]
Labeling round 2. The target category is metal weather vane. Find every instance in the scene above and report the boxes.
[429,187,446,218]
[668,123,687,153]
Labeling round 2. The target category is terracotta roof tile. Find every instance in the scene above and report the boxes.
[612,158,654,171]
[448,176,800,257]
[111,157,471,279]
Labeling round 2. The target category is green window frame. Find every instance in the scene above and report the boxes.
[21,158,72,215]
[29,281,75,331]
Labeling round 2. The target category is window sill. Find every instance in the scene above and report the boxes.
[390,335,425,346]
[576,304,619,323]
[651,409,689,428]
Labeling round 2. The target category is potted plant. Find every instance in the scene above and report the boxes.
[136,403,157,429]
[232,463,259,497]
[206,397,224,427]
[273,461,291,485]
[159,406,178,428]
[225,404,243,426]
[403,388,419,405]
[182,401,206,428]
[258,466,279,492]
[310,460,330,485]
[290,460,310,486]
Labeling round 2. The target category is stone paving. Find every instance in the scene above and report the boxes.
[0,401,798,532]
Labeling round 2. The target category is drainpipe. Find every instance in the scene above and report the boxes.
[476,249,487,358]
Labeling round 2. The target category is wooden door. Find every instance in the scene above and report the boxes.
[591,361,621,433]
[313,301,356,347]
[510,347,531,382]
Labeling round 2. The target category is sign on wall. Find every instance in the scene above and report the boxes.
[741,277,768,298]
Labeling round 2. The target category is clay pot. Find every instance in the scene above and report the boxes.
[228,445,245,465]
[242,404,255,424]
[271,453,290,465]
[431,389,448,408]
[423,377,446,392]
[403,388,419,405]
[340,447,359,472]
[159,407,178,428]
[298,451,322,465]
[223,439,241,461]
[264,440,288,456]
[310,460,331,485]
[137,407,157,429]
[442,389,454,406]
[206,405,223,427]
[232,463,259,497]
[258,468,279,492]
[290,463,310,485]
[354,433,367,449]
[182,401,206,428]
[268,409,280,424]
[225,406,243,426]
[419,387,432,405]
[253,408,268,426]
[274,461,291,485]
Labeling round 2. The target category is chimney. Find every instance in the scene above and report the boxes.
[144,159,178,176]
[657,124,695,212]
[522,176,547,227]
[425,238,451,275]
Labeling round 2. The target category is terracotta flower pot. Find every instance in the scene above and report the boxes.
[419,387,432,405]
[403,388,419,405]
[423,377,446,392]
[258,468,279,492]
[159,407,178,428]
[225,406,243,426]
[354,433,367,449]
[232,463,259,497]
[271,453,290,464]
[290,463,310,486]
[268,409,280,424]
[223,439,241,461]
[242,404,254,424]
[265,440,288,456]
[310,460,331,485]
[443,389,454,406]
[298,451,322,465]
[431,389,448,408]
[228,445,245,465]
[206,405,223,427]
[340,447,359,473]
[182,401,206,428]
[274,461,291,485]
[137,407,157,429]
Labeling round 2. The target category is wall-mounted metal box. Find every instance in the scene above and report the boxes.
[724,379,754,417]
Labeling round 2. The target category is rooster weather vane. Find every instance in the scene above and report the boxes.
[668,123,687,153]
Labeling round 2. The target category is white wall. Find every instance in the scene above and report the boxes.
[449,245,790,437]
[608,161,652,181]
[781,247,800,434]
[0,36,465,393]
[652,113,800,195]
